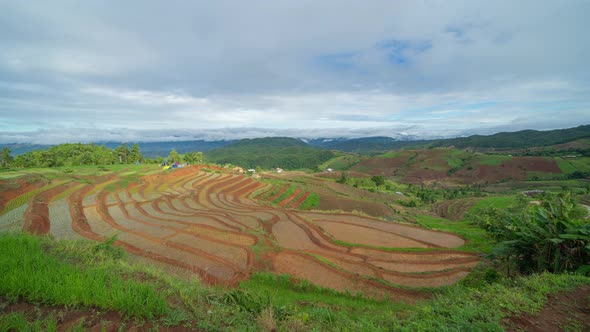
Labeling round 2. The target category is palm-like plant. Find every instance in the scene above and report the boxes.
[491,192,590,273]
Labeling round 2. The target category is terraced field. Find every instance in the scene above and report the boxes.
[0,166,478,301]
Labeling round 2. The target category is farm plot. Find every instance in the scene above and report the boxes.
[2,166,480,300]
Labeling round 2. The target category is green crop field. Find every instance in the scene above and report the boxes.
[468,196,518,213]
[557,157,590,174]
[475,154,513,166]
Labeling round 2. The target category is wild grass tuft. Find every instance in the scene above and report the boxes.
[0,233,169,319]
[0,312,58,332]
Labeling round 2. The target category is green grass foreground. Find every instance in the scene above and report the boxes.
[0,233,169,319]
[1,233,589,331]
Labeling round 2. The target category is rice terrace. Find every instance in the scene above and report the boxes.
[1,164,477,300]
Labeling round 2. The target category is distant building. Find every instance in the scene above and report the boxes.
[275,168,284,173]
[247,169,256,173]
[326,168,333,173]
[233,167,244,174]
[522,190,544,197]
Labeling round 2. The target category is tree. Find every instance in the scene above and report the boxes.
[129,144,143,163]
[337,172,348,184]
[0,147,13,169]
[371,175,385,186]
[183,151,203,164]
[115,144,131,164]
[167,149,182,163]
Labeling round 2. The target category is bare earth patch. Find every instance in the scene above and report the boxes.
[504,285,590,332]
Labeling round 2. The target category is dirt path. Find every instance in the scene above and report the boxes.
[503,285,590,332]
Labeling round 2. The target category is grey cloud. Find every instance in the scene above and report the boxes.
[0,1,588,142]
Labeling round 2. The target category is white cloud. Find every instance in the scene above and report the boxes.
[0,1,588,142]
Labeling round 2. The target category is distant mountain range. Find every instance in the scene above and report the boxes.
[2,124,589,157]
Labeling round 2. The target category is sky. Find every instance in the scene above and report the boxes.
[1,0,589,144]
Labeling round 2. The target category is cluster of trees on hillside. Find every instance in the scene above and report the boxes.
[163,150,203,164]
[1,143,144,168]
[0,144,205,169]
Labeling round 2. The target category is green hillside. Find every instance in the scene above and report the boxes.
[307,125,590,153]
[430,125,590,150]
[205,137,335,169]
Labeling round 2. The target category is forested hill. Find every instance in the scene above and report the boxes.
[307,125,590,153]
[430,125,590,149]
[205,137,335,169]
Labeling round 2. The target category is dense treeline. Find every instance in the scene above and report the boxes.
[0,144,205,169]
[205,137,336,169]
[0,143,144,168]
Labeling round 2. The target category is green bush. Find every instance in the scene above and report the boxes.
[475,192,590,273]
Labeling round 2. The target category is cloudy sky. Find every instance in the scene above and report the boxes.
[1,1,589,144]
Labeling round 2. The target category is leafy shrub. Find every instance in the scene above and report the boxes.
[476,192,590,273]
[370,175,385,186]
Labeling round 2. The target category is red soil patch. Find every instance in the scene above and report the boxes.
[289,192,309,209]
[318,195,394,217]
[503,285,590,332]
[350,152,563,185]
[432,198,478,221]
[454,157,562,184]
[265,184,289,202]
[503,157,562,173]
[272,251,422,302]
[371,259,479,273]
[0,176,46,212]
[350,157,408,176]
[403,168,448,183]
[301,211,465,248]
[278,188,301,207]
[314,220,432,248]
[23,182,79,235]
[315,171,369,179]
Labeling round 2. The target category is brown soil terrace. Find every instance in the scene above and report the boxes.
[2,166,479,301]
